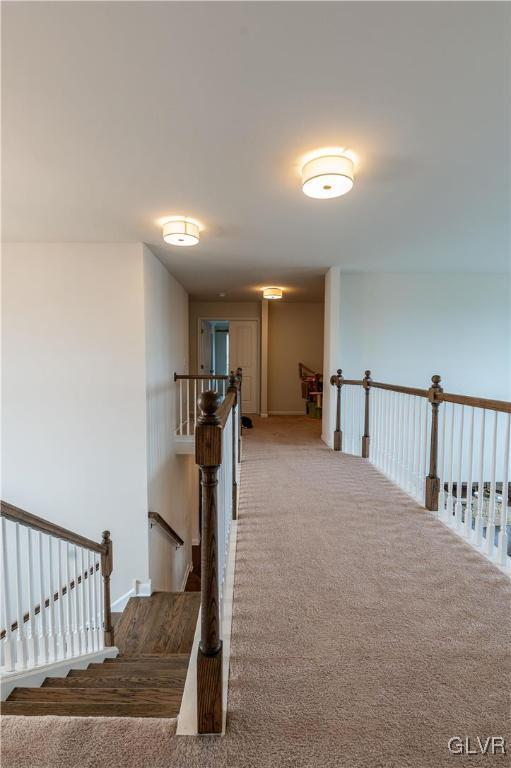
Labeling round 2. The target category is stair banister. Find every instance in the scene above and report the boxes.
[0,501,114,673]
[329,371,511,571]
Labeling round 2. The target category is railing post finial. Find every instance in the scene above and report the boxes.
[198,390,222,426]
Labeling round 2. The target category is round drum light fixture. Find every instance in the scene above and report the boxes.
[263,287,283,300]
[301,150,354,199]
[162,217,201,246]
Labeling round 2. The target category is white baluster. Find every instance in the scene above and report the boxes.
[486,411,499,557]
[415,397,423,500]
[97,552,105,650]
[398,394,406,488]
[179,380,183,436]
[446,403,455,524]
[186,378,190,436]
[454,406,465,529]
[464,408,475,539]
[421,399,429,503]
[93,553,101,650]
[47,535,57,661]
[194,380,198,434]
[26,527,37,666]
[497,413,510,566]
[38,532,49,664]
[88,551,97,651]
[64,542,73,657]
[72,545,81,654]
[85,550,93,651]
[56,539,65,659]
[438,400,447,518]
[14,523,28,669]
[1,517,15,671]
[474,410,486,547]
[79,548,88,651]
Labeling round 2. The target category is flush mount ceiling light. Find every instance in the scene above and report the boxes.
[162,216,201,246]
[301,149,355,199]
[263,287,283,300]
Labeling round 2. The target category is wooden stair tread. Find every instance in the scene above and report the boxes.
[103,653,190,662]
[114,592,200,656]
[71,663,188,677]
[1,697,180,718]
[8,686,182,704]
[43,672,187,688]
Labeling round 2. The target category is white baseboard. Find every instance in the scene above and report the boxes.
[111,579,152,612]
[269,410,305,416]
[192,537,201,546]
[177,519,239,736]
[260,412,268,418]
[1,647,119,700]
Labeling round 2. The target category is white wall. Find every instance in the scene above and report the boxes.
[322,267,342,446]
[2,243,149,603]
[143,246,195,591]
[338,273,510,399]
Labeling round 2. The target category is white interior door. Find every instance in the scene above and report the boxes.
[229,320,259,414]
[200,320,214,374]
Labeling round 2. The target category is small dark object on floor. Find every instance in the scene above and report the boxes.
[242,416,253,429]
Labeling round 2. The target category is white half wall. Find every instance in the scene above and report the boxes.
[143,246,195,592]
[339,273,510,400]
[322,267,342,446]
[2,243,149,603]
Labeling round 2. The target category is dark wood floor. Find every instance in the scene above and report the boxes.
[2,592,200,718]
[185,544,201,591]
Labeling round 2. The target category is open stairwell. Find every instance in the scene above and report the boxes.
[1,592,200,718]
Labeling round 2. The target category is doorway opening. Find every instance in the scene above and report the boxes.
[199,318,259,414]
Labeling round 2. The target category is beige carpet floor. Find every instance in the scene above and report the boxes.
[2,416,510,768]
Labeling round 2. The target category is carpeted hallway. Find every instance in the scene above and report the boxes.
[2,416,510,768]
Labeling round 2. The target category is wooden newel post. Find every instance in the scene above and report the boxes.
[361,370,372,459]
[195,390,223,734]
[101,530,114,647]
[228,372,238,520]
[330,369,343,451]
[425,375,443,511]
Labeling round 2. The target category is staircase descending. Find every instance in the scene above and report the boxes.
[2,591,200,717]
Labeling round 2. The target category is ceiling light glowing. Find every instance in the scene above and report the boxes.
[301,150,354,199]
[162,217,201,246]
[263,287,283,300]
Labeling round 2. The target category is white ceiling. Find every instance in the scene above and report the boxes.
[3,2,509,301]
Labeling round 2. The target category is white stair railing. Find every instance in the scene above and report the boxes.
[330,371,511,573]
[174,374,228,436]
[0,502,113,674]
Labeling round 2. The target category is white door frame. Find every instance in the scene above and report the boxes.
[197,316,261,413]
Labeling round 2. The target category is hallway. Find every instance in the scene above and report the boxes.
[3,416,510,768]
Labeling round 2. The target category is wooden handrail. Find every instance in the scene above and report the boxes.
[148,511,184,546]
[1,501,106,554]
[329,376,511,414]
[0,562,99,639]
[215,390,237,428]
[441,392,511,414]
[174,373,229,381]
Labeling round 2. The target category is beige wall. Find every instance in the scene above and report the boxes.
[189,301,260,373]
[268,302,324,414]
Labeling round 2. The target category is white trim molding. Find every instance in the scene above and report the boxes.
[111,578,152,613]
[1,647,119,700]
